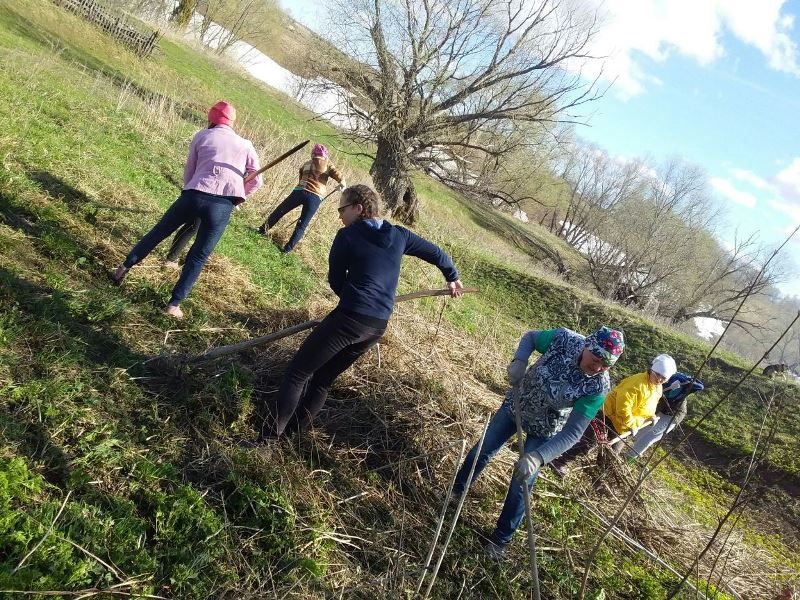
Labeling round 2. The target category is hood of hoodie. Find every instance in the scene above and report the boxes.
[352,219,393,248]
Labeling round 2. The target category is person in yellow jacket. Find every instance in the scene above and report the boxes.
[550,353,677,473]
[603,353,676,451]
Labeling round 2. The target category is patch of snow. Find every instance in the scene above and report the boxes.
[513,208,529,222]
[179,11,356,128]
[693,316,726,340]
[560,220,617,258]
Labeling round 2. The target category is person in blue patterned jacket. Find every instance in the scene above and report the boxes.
[452,326,625,559]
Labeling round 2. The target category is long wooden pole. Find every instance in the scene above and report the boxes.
[189,320,319,364]
[422,417,490,599]
[243,140,309,184]
[511,383,542,600]
[187,287,478,365]
[415,439,466,596]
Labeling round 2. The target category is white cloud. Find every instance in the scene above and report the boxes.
[768,199,800,223]
[775,157,800,198]
[584,0,800,98]
[721,1,800,75]
[770,159,800,228]
[710,176,758,208]
[730,168,774,191]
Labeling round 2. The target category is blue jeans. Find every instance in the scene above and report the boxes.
[265,189,322,251]
[453,403,547,546]
[166,217,200,263]
[123,189,234,305]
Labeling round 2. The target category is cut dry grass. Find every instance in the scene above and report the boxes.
[1,1,799,598]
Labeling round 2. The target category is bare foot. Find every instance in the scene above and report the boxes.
[163,304,184,319]
[110,265,128,286]
[163,260,180,270]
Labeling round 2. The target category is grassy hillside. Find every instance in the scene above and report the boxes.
[1,1,798,598]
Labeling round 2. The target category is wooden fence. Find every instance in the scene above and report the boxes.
[52,0,160,58]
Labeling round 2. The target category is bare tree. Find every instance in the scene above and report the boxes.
[547,142,644,248]
[769,297,800,370]
[194,0,275,54]
[171,0,198,29]
[583,157,716,305]
[667,232,786,333]
[431,121,559,210]
[545,148,787,334]
[315,0,603,223]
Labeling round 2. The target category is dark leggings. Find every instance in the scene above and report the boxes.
[270,309,385,437]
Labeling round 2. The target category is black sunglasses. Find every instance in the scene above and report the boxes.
[337,202,357,214]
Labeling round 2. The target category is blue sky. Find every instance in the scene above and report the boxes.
[282,0,800,297]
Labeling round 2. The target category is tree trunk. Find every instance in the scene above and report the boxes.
[370,135,418,225]
[671,310,685,324]
[170,0,197,30]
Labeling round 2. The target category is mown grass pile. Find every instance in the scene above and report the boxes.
[0,1,798,598]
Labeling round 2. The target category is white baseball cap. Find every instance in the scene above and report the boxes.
[651,354,677,379]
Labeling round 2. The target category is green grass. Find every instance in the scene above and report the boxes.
[0,1,798,598]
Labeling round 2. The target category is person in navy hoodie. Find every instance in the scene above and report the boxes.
[261,184,464,440]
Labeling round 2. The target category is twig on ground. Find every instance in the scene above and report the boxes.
[423,418,489,600]
[14,490,72,573]
[511,384,542,600]
[670,386,781,599]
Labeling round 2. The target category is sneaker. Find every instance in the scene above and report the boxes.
[110,265,128,286]
[550,460,568,478]
[163,259,180,270]
[593,479,612,495]
[483,540,508,562]
[239,437,273,449]
[162,304,184,319]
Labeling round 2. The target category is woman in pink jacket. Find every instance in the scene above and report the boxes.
[112,101,262,318]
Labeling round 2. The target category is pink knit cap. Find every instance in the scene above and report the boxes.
[311,143,329,159]
[208,101,236,126]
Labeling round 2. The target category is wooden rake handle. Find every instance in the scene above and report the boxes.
[187,286,479,365]
[243,140,309,184]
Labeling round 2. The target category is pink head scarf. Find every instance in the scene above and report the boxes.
[208,101,236,126]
